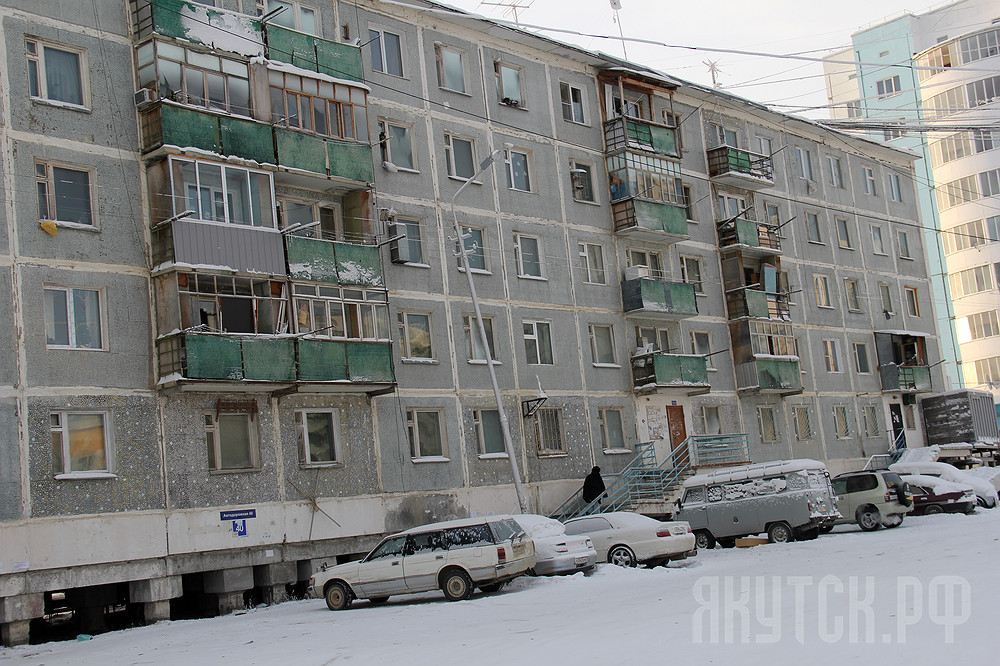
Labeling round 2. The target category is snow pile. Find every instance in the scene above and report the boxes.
[685,459,826,487]
[900,474,973,495]
[890,461,999,506]
[961,466,1000,492]
[512,514,566,539]
[178,3,263,56]
[895,445,940,463]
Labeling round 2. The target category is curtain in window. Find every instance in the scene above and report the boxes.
[44,46,83,105]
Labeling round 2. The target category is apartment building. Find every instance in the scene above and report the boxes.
[0,0,945,644]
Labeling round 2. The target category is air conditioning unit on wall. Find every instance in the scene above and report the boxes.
[624,265,651,281]
[134,88,156,109]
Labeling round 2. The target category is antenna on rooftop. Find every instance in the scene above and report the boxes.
[477,0,534,28]
[610,0,627,60]
[703,59,723,88]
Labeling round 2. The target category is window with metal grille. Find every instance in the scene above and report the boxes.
[534,408,565,455]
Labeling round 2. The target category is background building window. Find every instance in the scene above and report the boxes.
[398,312,432,359]
[369,28,403,76]
[880,283,894,314]
[560,82,585,123]
[296,409,341,465]
[872,225,887,254]
[888,173,903,202]
[50,412,110,475]
[827,156,843,188]
[474,409,505,455]
[436,45,465,92]
[407,409,445,458]
[523,320,553,365]
[44,286,103,349]
[26,38,86,106]
[205,412,258,471]
[35,162,93,226]
[589,324,617,365]
[876,74,901,99]
[599,408,626,450]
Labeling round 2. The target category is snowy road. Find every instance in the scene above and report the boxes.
[4,509,996,665]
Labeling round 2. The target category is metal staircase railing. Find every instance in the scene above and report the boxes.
[550,433,750,522]
[863,431,907,470]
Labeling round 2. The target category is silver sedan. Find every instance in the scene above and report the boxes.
[562,512,696,567]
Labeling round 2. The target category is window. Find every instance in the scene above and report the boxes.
[267,68,368,141]
[846,100,863,117]
[764,202,781,226]
[436,45,465,93]
[822,339,842,373]
[871,225,887,255]
[463,314,497,361]
[35,162,93,226]
[757,406,777,443]
[903,404,917,431]
[880,283,894,314]
[570,162,595,203]
[980,169,1000,198]
[266,0,318,34]
[883,124,904,142]
[495,61,523,106]
[958,310,1000,342]
[292,284,390,341]
[407,409,446,458]
[862,167,877,196]
[888,173,903,202]
[854,342,871,374]
[795,147,813,180]
[663,112,683,151]
[398,312,432,359]
[523,320,553,365]
[680,256,704,294]
[834,406,850,439]
[44,286,103,349]
[627,249,663,278]
[457,226,486,271]
[710,123,738,148]
[970,356,1000,386]
[748,321,796,356]
[505,148,532,192]
[560,82,586,123]
[973,129,999,154]
[863,405,881,437]
[578,243,606,284]
[608,151,683,205]
[717,193,748,220]
[806,212,822,243]
[296,410,341,465]
[904,287,920,317]
[683,184,695,221]
[959,28,1000,63]
[169,156,275,227]
[635,326,670,353]
[205,412,259,471]
[690,331,714,368]
[534,408,565,455]
[279,199,343,240]
[814,275,831,307]
[826,156,844,188]
[514,233,542,277]
[474,409,505,455]
[389,217,423,264]
[930,133,973,167]
[50,412,110,475]
[757,136,772,156]
[599,409,627,451]
[876,75,902,99]
[378,120,414,170]
[936,174,979,211]
[844,279,862,312]
[836,218,852,249]
[26,38,86,107]
[949,264,998,298]
[177,273,287,335]
[793,406,813,440]
[897,230,912,259]
[137,40,250,116]
[369,28,403,77]
[967,75,1000,107]
[444,134,475,179]
[943,217,1000,254]
[589,324,617,365]
[701,406,722,435]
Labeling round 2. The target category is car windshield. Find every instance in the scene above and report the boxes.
[882,472,903,488]
[444,524,494,548]
[365,536,407,561]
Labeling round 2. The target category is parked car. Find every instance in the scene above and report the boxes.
[562,512,696,567]
[310,515,535,610]
[890,461,999,508]
[830,470,911,531]
[674,459,840,548]
[901,474,977,515]
[512,514,597,575]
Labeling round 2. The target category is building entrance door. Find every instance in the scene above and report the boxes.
[667,405,688,465]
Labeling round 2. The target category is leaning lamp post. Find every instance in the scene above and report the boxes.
[450,146,530,514]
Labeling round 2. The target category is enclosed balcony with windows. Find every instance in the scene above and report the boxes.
[731,321,801,395]
[621,271,698,318]
[706,145,774,189]
[631,351,710,395]
[717,218,781,256]
[875,331,933,393]
[607,152,688,241]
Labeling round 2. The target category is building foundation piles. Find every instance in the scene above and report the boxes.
[0,593,44,646]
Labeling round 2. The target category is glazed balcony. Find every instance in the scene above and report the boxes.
[622,277,698,318]
[604,116,680,158]
[725,288,789,320]
[611,199,689,242]
[632,352,710,395]
[151,217,286,275]
[157,332,394,392]
[736,358,802,395]
[717,218,781,256]
[706,145,774,189]
[880,364,933,393]
[284,235,384,287]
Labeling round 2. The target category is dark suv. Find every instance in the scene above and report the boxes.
[831,471,912,531]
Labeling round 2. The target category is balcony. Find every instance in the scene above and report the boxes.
[622,278,697,318]
[264,25,364,82]
[152,217,286,275]
[706,146,774,189]
[717,218,781,256]
[611,199,688,242]
[736,358,802,395]
[604,116,679,158]
[632,352,710,395]
[157,332,394,392]
[880,364,933,393]
[284,235,383,286]
[726,288,789,320]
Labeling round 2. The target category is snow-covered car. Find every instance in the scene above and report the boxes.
[831,470,911,530]
[562,512,696,567]
[310,516,535,610]
[901,474,977,515]
[512,514,597,575]
[889,461,999,508]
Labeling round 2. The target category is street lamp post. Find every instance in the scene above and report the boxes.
[450,147,530,514]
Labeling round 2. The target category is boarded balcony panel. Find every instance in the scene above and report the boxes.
[880,364,932,393]
[315,38,364,82]
[346,342,394,383]
[275,128,328,175]
[156,104,222,154]
[622,278,697,317]
[265,25,364,82]
[604,117,679,158]
[298,339,348,381]
[613,199,688,240]
[286,235,339,282]
[142,0,263,56]
[328,140,375,183]
[649,123,678,157]
[171,219,286,274]
[241,338,296,381]
[706,146,774,188]
[654,354,709,386]
[738,358,802,393]
[220,116,274,165]
[744,289,771,319]
[334,242,383,286]
[185,334,244,380]
[734,219,761,246]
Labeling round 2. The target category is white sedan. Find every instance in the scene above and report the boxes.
[513,514,597,575]
[562,512,696,567]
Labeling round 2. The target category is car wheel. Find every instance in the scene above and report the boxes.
[478,582,504,593]
[795,527,820,540]
[368,596,390,605]
[717,537,736,548]
[608,545,637,567]
[818,525,834,534]
[857,506,882,532]
[441,569,473,602]
[767,522,793,543]
[324,582,352,611]
[883,514,903,528]
[924,504,944,515]
[694,530,716,550]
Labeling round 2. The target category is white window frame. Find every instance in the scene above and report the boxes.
[514,233,543,278]
[834,405,851,439]
[457,225,487,273]
[904,286,920,317]
[854,342,871,374]
[635,326,670,353]
[589,324,618,367]
[35,160,95,227]
[793,405,813,440]
[757,406,778,443]
[534,408,566,456]
[378,118,415,172]
[444,133,476,180]
[826,155,843,188]
[822,339,842,373]
[795,147,813,180]
[680,255,704,294]
[474,409,506,456]
[814,275,832,308]
[626,249,663,278]
[863,166,878,196]
[888,172,903,202]
[398,311,434,360]
[44,285,106,350]
[296,409,342,466]
[599,408,629,452]
[407,408,447,460]
[871,225,887,255]
[495,61,524,107]
[504,148,533,192]
[50,411,113,478]
[265,0,319,35]
[578,242,606,284]
[560,81,586,124]
[836,217,852,249]
[523,320,554,365]
[876,74,901,99]
[368,26,404,77]
[25,37,89,109]
[435,44,466,93]
[463,314,498,363]
[205,411,260,472]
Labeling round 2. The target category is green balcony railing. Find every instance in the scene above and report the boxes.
[622,278,698,317]
[632,352,709,392]
[726,288,789,320]
[880,364,933,393]
[706,145,774,184]
[285,236,383,286]
[736,358,802,393]
[717,218,781,252]
[157,333,394,385]
[131,0,264,56]
[264,25,363,82]
[603,116,680,158]
[611,199,689,239]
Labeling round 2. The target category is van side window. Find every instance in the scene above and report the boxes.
[786,472,807,490]
[846,475,878,493]
[409,531,447,553]
[444,524,493,548]
[832,478,847,495]
[707,486,724,502]
[684,487,706,504]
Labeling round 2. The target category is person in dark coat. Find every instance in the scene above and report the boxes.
[582,466,606,504]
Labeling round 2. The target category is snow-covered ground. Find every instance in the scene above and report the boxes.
[5,509,997,665]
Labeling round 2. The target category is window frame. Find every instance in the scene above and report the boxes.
[534,408,566,456]
[795,147,813,181]
[292,283,390,342]
[513,232,543,278]
[871,225,887,255]
[457,225,488,273]
[814,275,832,308]
[876,74,902,99]
[757,406,778,443]
[599,408,629,452]
[463,313,498,363]
[793,405,813,441]
[826,155,844,188]
[504,148,533,192]
[570,161,596,203]
[834,405,851,439]
[369,26,405,78]
[474,409,506,456]
[806,212,823,244]
[897,230,913,259]
[863,404,881,437]
[690,330,715,369]
[888,172,903,202]
[389,216,424,265]
[35,160,95,228]
[904,286,920,317]
[444,133,477,181]
[407,408,448,460]
[435,44,466,94]
[835,217,853,249]
[523,320,554,365]
[577,242,606,285]
[44,285,106,350]
[205,411,260,473]
[879,282,894,315]
[495,60,524,107]
[822,339,842,373]
[168,155,277,228]
[50,410,113,478]
[862,166,878,196]
[844,278,862,312]
[559,81,586,124]
[588,323,618,367]
[853,342,871,374]
[296,408,342,467]
[378,118,416,172]
[680,255,705,294]
[701,405,722,436]
[25,37,89,109]
[397,311,434,361]
[265,0,319,35]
